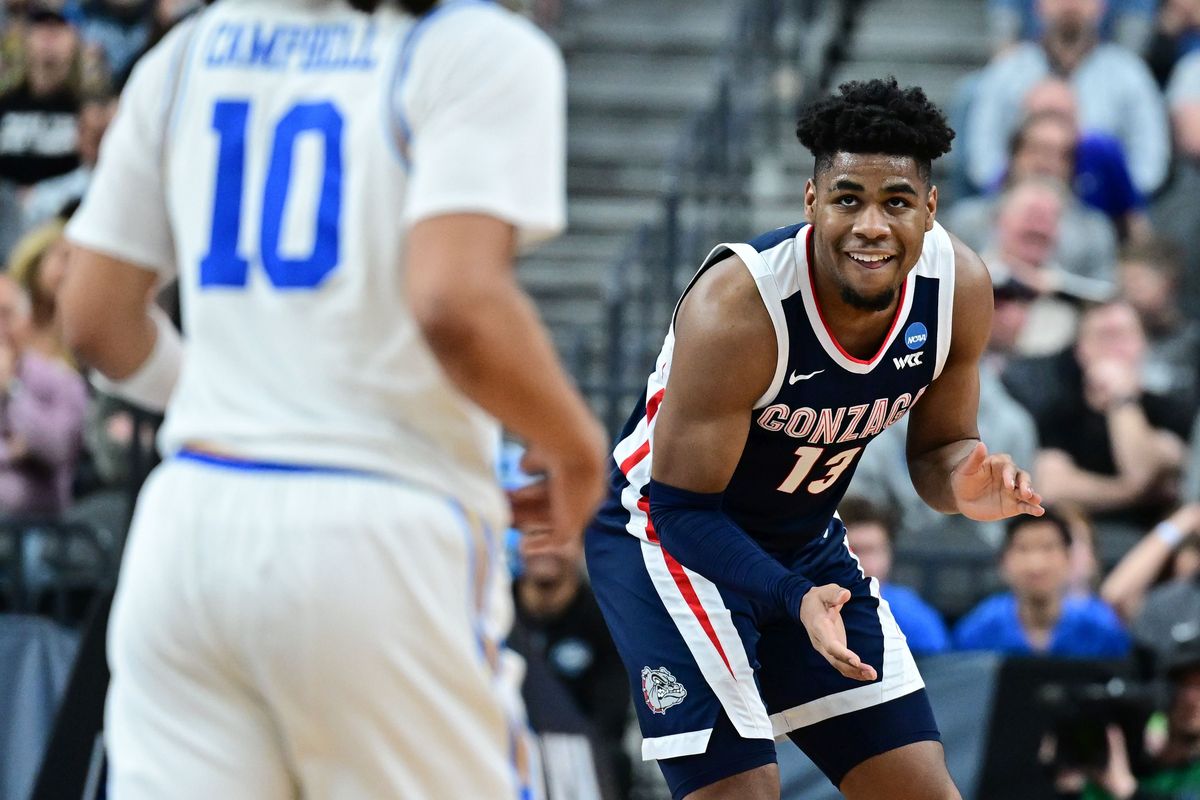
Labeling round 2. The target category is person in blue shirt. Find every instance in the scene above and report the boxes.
[839,496,951,656]
[954,508,1130,657]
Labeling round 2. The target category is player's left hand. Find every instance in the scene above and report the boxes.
[950,441,1044,521]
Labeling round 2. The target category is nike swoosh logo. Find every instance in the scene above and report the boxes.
[789,369,824,384]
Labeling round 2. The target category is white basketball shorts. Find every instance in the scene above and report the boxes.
[105,454,541,800]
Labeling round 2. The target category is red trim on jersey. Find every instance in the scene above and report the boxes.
[616,388,666,476]
[637,496,736,678]
[619,440,650,477]
[646,387,665,423]
[806,230,909,366]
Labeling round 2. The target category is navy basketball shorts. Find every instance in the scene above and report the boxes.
[585,517,940,799]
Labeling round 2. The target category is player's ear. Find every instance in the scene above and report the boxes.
[804,178,816,221]
[925,184,938,231]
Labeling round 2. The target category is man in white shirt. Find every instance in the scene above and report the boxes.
[59,1,607,798]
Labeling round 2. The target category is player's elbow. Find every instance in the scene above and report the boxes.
[412,287,491,363]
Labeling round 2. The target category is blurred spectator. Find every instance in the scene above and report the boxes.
[1151,51,1200,319]
[947,111,1119,288]
[1071,641,1200,799]
[1145,0,1200,86]
[78,0,149,81]
[1187,414,1200,504]
[0,272,85,516]
[7,218,72,366]
[981,177,1113,356]
[987,273,1042,375]
[1166,48,1200,161]
[22,91,111,231]
[1021,78,1150,240]
[1118,239,1200,421]
[1101,503,1200,621]
[988,0,1157,54]
[968,0,1169,196]
[1061,502,1102,597]
[849,275,1039,550]
[953,510,1130,657]
[1127,510,1200,672]
[1008,302,1193,532]
[839,496,951,656]
[0,6,80,188]
[511,531,632,798]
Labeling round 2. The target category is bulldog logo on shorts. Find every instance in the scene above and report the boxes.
[641,666,687,714]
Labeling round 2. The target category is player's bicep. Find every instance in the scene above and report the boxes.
[906,236,992,461]
[406,213,516,331]
[651,259,775,493]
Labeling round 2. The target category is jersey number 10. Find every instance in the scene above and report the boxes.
[199,99,344,290]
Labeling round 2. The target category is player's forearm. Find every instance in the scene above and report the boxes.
[648,478,814,619]
[61,247,179,412]
[908,438,979,514]
[418,277,600,464]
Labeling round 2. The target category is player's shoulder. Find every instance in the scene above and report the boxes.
[683,250,764,325]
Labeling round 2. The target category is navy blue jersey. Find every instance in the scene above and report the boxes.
[595,222,957,551]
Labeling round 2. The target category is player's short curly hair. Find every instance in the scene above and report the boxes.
[795,77,955,184]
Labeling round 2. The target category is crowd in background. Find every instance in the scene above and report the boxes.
[0,0,1197,799]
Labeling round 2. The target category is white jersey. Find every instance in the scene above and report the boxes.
[67,0,566,529]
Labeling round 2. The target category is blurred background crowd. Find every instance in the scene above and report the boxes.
[1,0,1200,799]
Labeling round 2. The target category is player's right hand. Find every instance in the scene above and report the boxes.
[510,421,607,555]
[799,584,877,682]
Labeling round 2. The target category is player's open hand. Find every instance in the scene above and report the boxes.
[951,441,1044,521]
[799,584,877,682]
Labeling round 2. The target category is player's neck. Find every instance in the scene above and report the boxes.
[810,265,902,361]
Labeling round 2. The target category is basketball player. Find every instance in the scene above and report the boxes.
[585,78,1045,800]
[58,1,606,797]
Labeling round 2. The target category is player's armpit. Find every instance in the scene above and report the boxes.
[650,254,776,493]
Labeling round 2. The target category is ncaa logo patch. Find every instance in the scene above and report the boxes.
[903,322,928,350]
[641,666,687,715]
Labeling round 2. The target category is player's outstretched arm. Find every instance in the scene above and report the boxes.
[407,212,607,546]
[906,235,1044,521]
[649,255,874,682]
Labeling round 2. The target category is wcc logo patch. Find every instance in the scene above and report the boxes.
[641,666,687,714]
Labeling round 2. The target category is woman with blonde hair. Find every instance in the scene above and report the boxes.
[8,218,73,367]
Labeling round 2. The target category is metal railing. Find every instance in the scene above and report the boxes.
[593,0,856,432]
